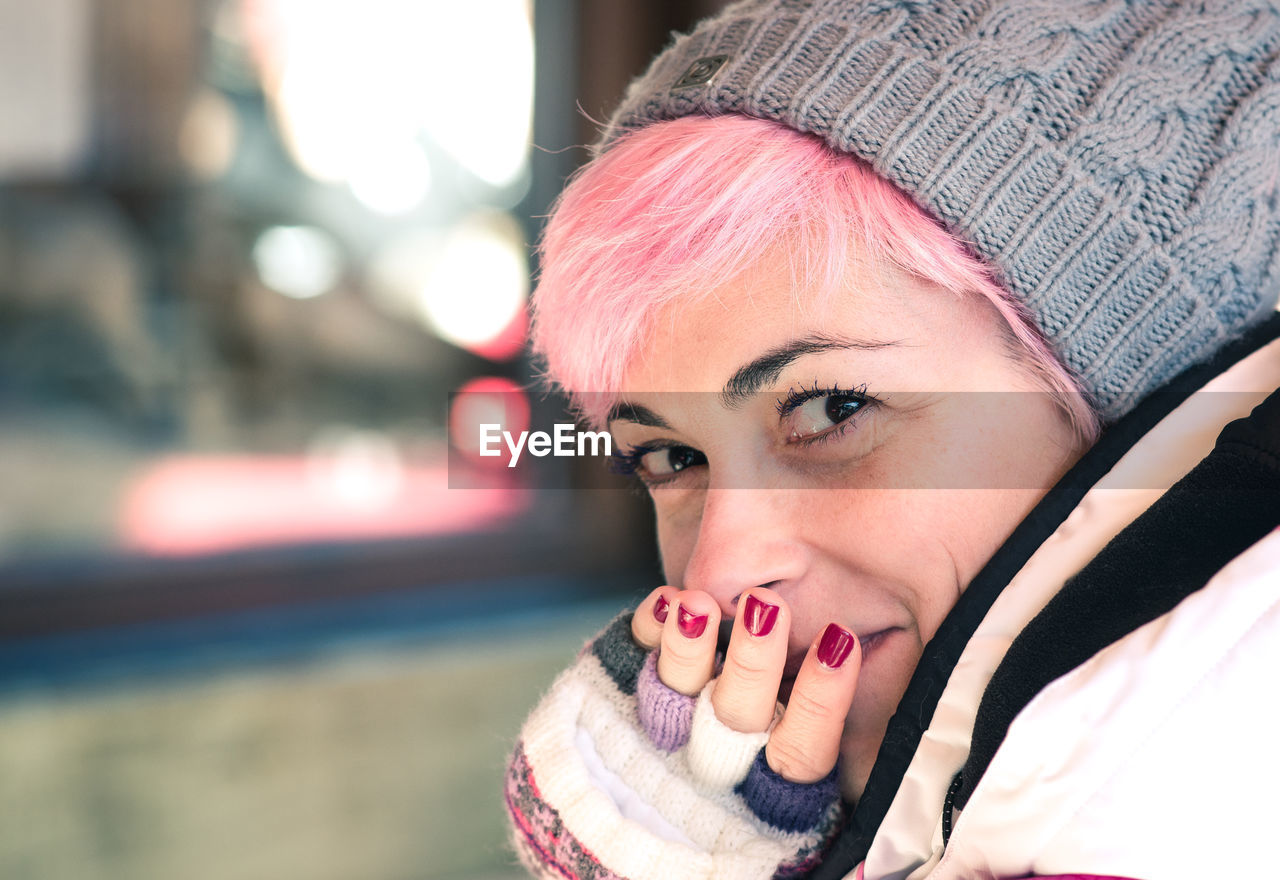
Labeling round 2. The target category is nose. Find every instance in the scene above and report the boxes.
[678,488,809,617]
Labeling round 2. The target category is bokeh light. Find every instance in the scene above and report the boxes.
[252,225,343,299]
[449,376,531,466]
[347,139,433,215]
[178,88,238,180]
[306,426,404,510]
[422,0,533,188]
[248,0,532,194]
[416,213,528,352]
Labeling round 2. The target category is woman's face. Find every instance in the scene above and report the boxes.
[607,250,1087,798]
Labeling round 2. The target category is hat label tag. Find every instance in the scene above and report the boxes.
[673,55,729,90]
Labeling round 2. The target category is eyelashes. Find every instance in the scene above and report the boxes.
[610,439,706,483]
[774,380,869,416]
[611,383,878,486]
[609,450,644,478]
[774,381,872,447]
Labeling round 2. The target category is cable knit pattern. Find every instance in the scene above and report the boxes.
[599,0,1280,420]
[636,651,697,752]
[686,678,776,790]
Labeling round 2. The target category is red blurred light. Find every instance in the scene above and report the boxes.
[120,454,527,556]
[465,305,528,361]
[449,376,531,466]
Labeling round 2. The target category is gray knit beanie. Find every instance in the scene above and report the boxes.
[599,0,1280,421]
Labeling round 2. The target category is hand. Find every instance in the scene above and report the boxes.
[631,586,861,784]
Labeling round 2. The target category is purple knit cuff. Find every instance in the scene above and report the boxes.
[736,748,840,833]
[636,651,696,752]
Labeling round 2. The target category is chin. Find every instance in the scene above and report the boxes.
[837,732,879,803]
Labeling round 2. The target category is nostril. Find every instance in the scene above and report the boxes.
[731,582,780,607]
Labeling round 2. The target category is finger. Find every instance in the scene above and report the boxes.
[711,588,789,732]
[657,591,721,696]
[631,586,678,650]
[766,623,861,784]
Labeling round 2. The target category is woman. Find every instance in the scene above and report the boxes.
[505,1,1280,878]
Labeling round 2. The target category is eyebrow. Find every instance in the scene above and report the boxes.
[606,401,672,429]
[720,333,900,407]
[606,333,899,426]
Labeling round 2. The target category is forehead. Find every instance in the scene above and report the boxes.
[617,249,977,395]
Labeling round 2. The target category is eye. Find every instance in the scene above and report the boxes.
[776,383,873,444]
[611,442,707,485]
[790,394,865,437]
[643,446,706,477]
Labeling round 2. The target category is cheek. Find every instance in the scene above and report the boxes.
[897,489,1040,625]
[821,492,969,628]
[951,487,1046,567]
[655,512,697,586]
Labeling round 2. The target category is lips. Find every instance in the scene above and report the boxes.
[776,627,898,702]
[856,628,895,658]
[781,627,895,674]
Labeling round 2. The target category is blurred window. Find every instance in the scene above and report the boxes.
[0,0,653,621]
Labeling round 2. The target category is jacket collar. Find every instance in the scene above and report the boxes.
[815,313,1280,879]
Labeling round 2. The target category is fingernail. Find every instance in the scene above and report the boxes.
[677,605,708,639]
[817,623,855,669]
[742,595,779,638]
[653,595,669,624]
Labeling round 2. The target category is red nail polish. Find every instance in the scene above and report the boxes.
[742,595,779,638]
[677,605,708,639]
[817,623,855,669]
[653,595,669,624]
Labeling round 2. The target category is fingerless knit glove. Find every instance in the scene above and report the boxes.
[504,611,846,880]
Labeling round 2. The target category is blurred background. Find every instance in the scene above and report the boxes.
[0,1,728,877]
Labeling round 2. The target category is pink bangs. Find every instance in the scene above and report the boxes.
[531,115,1100,444]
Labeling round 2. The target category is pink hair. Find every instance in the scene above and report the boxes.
[531,115,1101,444]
